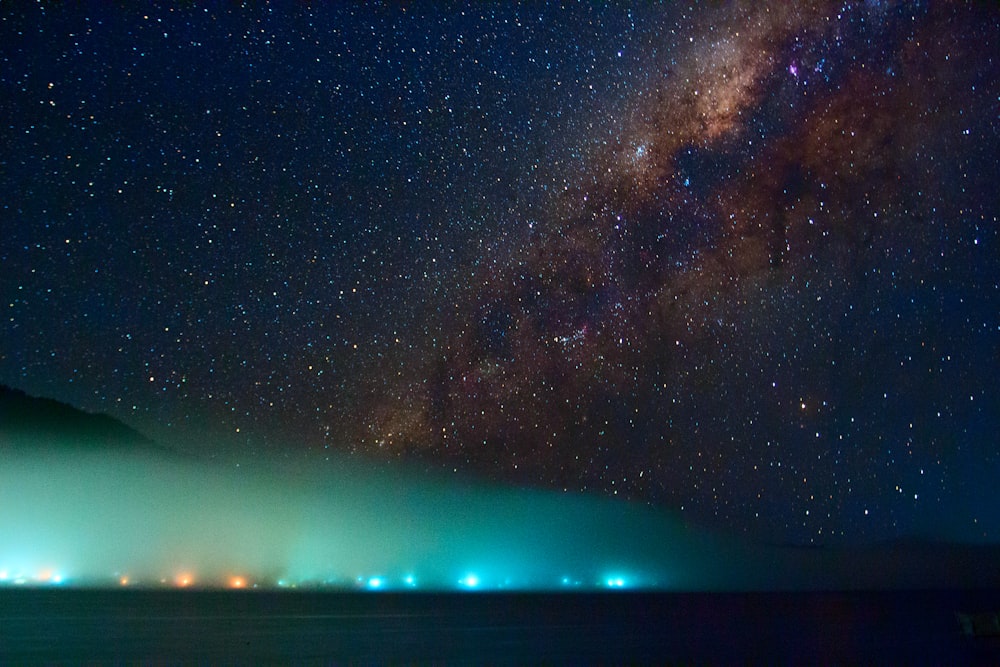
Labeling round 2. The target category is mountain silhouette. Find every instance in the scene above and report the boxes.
[0,384,153,450]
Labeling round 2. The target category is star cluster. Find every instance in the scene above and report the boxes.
[2,2,998,546]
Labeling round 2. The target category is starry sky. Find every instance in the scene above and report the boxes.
[2,1,999,547]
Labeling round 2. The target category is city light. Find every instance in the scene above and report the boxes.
[0,542,677,591]
[0,564,654,590]
[0,440,688,593]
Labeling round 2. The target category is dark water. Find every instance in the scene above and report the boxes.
[2,589,999,664]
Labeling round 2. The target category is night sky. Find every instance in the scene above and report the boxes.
[2,2,999,548]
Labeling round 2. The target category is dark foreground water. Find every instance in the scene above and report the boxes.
[2,589,999,664]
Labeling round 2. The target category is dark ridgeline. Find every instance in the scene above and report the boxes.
[0,384,153,451]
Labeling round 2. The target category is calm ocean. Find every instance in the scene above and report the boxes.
[1,589,998,663]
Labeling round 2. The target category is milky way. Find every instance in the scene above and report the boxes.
[353,2,1000,544]
[1,2,998,548]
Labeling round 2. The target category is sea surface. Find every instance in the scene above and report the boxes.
[1,589,999,664]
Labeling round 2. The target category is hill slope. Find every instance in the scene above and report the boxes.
[0,384,152,450]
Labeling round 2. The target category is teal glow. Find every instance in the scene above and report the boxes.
[0,432,806,590]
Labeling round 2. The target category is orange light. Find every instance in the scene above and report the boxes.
[229,576,246,589]
[119,576,130,586]
[175,573,194,588]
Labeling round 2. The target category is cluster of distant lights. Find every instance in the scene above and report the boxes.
[0,567,641,591]
[0,568,66,586]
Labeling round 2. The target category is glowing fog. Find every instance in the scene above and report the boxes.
[6,432,998,592]
[0,434,754,591]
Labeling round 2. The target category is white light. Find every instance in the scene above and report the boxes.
[459,574,480,589]
[404,575,416,587]
[367,577,383,589]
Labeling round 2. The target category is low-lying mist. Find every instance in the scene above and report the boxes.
[0,432,746,590]
[4,431,998,591]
